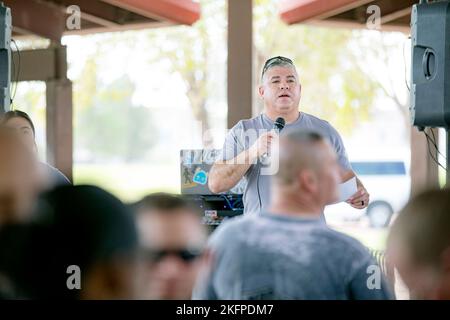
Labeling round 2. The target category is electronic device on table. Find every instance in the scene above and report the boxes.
[180,149,245,226]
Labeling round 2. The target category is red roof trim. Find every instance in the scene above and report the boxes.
[102,0,201,25]
[279,0,361,25]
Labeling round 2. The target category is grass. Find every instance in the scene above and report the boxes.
[331,225,388,251]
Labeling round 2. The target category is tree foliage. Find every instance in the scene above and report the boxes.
[74,56,157,162]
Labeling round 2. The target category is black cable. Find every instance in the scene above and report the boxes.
[424,131,437,165]
[10,39,21,107]
[425,134,445,171]
[424,131,447,171]
[10,41,15,105]
[424,128,447,166]
[257,164,262,211]
[424,131,442,168]
[220,194,233,210]
[403,36,411,92]
[228,193,242,209]
[429,128,447,160]
[12,39,20,104]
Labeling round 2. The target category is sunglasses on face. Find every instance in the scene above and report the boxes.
[141,248,203,263]
[262,56,294,77]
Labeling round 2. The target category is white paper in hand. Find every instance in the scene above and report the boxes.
[332,177,357,204]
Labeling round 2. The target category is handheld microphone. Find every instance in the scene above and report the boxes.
[257,117,285,210]
[261,117,285,160]
[273,117,286,133]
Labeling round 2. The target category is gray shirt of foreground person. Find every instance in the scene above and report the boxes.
[193,213,394,300]
[219,112,352,215]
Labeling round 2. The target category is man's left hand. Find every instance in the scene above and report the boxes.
[346,185,369,209]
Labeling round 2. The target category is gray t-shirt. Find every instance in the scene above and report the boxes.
[220,112,352,214]
[193,213,394,300]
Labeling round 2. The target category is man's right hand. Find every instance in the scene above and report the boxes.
[209,131,276,194]
[249,131,277,161]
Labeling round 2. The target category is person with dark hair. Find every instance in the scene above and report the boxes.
[208,56,369,215]
[387,188,450,300]
[133,193,210,299]
[0,185,139,299]
[193,129,393,300]
[0,126,41,225]
[1,110,71,188]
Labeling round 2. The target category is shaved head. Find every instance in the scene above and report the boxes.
[275,130,330,186]
[270,129,341,211]
[387,189,450,299]
[389,189,450,266]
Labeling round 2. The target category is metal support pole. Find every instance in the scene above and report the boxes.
[0,3,11,113]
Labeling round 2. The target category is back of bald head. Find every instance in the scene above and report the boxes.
[274,129,327,187]
[389,188,450,267]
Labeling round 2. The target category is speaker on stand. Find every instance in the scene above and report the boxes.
[410,0,450,185]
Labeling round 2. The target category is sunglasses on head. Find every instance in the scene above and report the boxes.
[262,56,294,76]
[141,248,203,263]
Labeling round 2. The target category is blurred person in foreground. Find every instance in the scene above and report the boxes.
[0,126,41,225]
[193,129,393,300]
[1,110,71,188]
[387,189,450,300]
[133,193,209,299]
[0,185,138,299]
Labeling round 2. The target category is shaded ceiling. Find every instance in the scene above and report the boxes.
[4,0,201,41]
[280,0,416,33]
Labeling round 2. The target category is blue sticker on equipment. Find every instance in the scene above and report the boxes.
[193,170,208,185]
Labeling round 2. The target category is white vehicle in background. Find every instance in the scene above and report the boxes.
[324,153,411,228]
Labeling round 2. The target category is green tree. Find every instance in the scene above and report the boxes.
[144,0,226,147]
[74,57,157,162]
[348,31,410,140]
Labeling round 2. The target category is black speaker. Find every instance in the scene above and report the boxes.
[410,1,450,129]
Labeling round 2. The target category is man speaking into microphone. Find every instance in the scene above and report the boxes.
[208,56,369,215]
